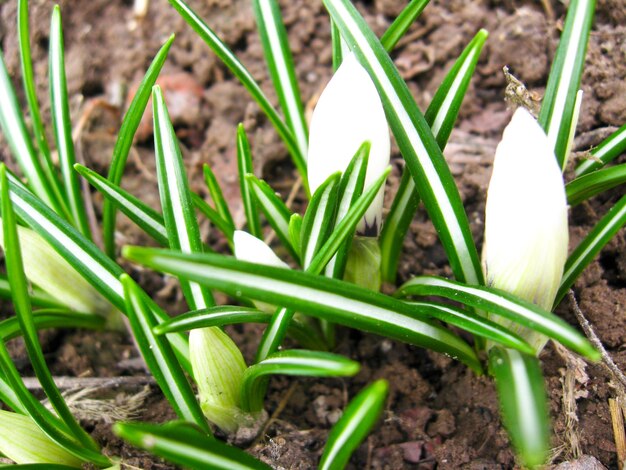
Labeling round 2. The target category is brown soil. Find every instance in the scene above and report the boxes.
[1,0,625,469]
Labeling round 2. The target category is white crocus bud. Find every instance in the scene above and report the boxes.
[0,410,83,466]
[0,221,115,318]
[482,108,568,352]
[307,53,390,235]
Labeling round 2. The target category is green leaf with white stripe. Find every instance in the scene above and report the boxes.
[203,164,235,232]
[252,0,308,161]
[103,35,174,257]
[190,193,235,244]
[2,171,191,373]
[122,275,210,433]
[153,85,214,311]
[575,122,626,177]
[488,347,549,468]
[75,163,168,246]
[566,163,626,206]
[122,247,503,373]
[538,0,595,170]
[240,350,360,411]
[49,7,91,240]
[289,213,303,259]
[380,29,488,283]
[247,174,298,262]
[301,173,340,269]
[556,194,626,306]
[237,125,262,239]
[114,421,270,470]
[380,0,429,52]
[0,309,104,341]
[167,0,307,185]
[319,380,388,470]
[325,0,482,286]
[397,276,599,360]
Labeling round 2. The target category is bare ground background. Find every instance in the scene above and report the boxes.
[0,0,625,468]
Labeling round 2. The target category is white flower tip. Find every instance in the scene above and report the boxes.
[233,230,289,269]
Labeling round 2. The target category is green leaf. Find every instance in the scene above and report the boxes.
[380,29,488,283]
[75,163,169,246]
[203,164,235,232]
[237,125,263,239]
[288,213,303,258]
[0,465,81,469]
[252,0,308,160]
[538,0,595,170]
[397,276,599,360]
[0,52,63,214]
[241,350,360,411]
[167,0,307,186]
[153,85,214,310]
[122,247,483,373]
[575,122,626,177]
[114,421,271,470]
[102,35,174,257]
[319,380,388,470]
[17,0,65,212]
[566,163,626,206]
[0,309,104,341]
[330,19,348,71]
[1,165,99,452]
[489,347,549,468]
[556,194,626,306]
[325,0,483,286]
[121,275,210,433]
[301,173,340,269]
[49,6,91,240]
[247,174,298,262]
[3,171,191,372]
[380,0,429,52]
[0,275,66,309]
[191,193,235,244]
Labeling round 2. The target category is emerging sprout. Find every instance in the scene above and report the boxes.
[482,108,569,352]
[307,52,390,236]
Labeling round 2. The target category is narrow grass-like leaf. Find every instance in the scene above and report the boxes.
[324,142,369,279]
[237,125,262,239]
[397,276,599,360]
[153,85,214,310]
[325,0,483,285]
[121,275,210,433]
[380,29,488,283]
[489,347,549,468]
[115,421,270,470]
[76,163,168,246]
[103,35,174,257]
[330,20,347,70]
[190,193,234,243]
[168,0,307,185]
[0,341,110,466]
[556,194,626,306]
[247,174,298,261]
[153,306,326,351]
[0,275,66,309]
[1,165,99,452]
[538,0,595,169]
[301,173,340,269]
[122,247,488,373]
[3,172,191,371]
[0,310,104,341]
[289,213,302,258]
[0,52,62,214]
[0,375,26,414]
[575,122,626,177]
[3,465,81,469]
[49,7,91,239]
[203,164,235,231]
[319,380,388,470]
[241,350,360,411]
[252,0,308,160]
[18,0,65,209]
[380,0,429,51]
[566,163,626,206]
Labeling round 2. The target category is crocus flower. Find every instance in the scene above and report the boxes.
[307,53,390,236]
[482,108,568,352]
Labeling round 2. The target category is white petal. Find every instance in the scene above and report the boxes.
[482,108,568,311]
[307,53,390,233]
[233,230,289,269]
